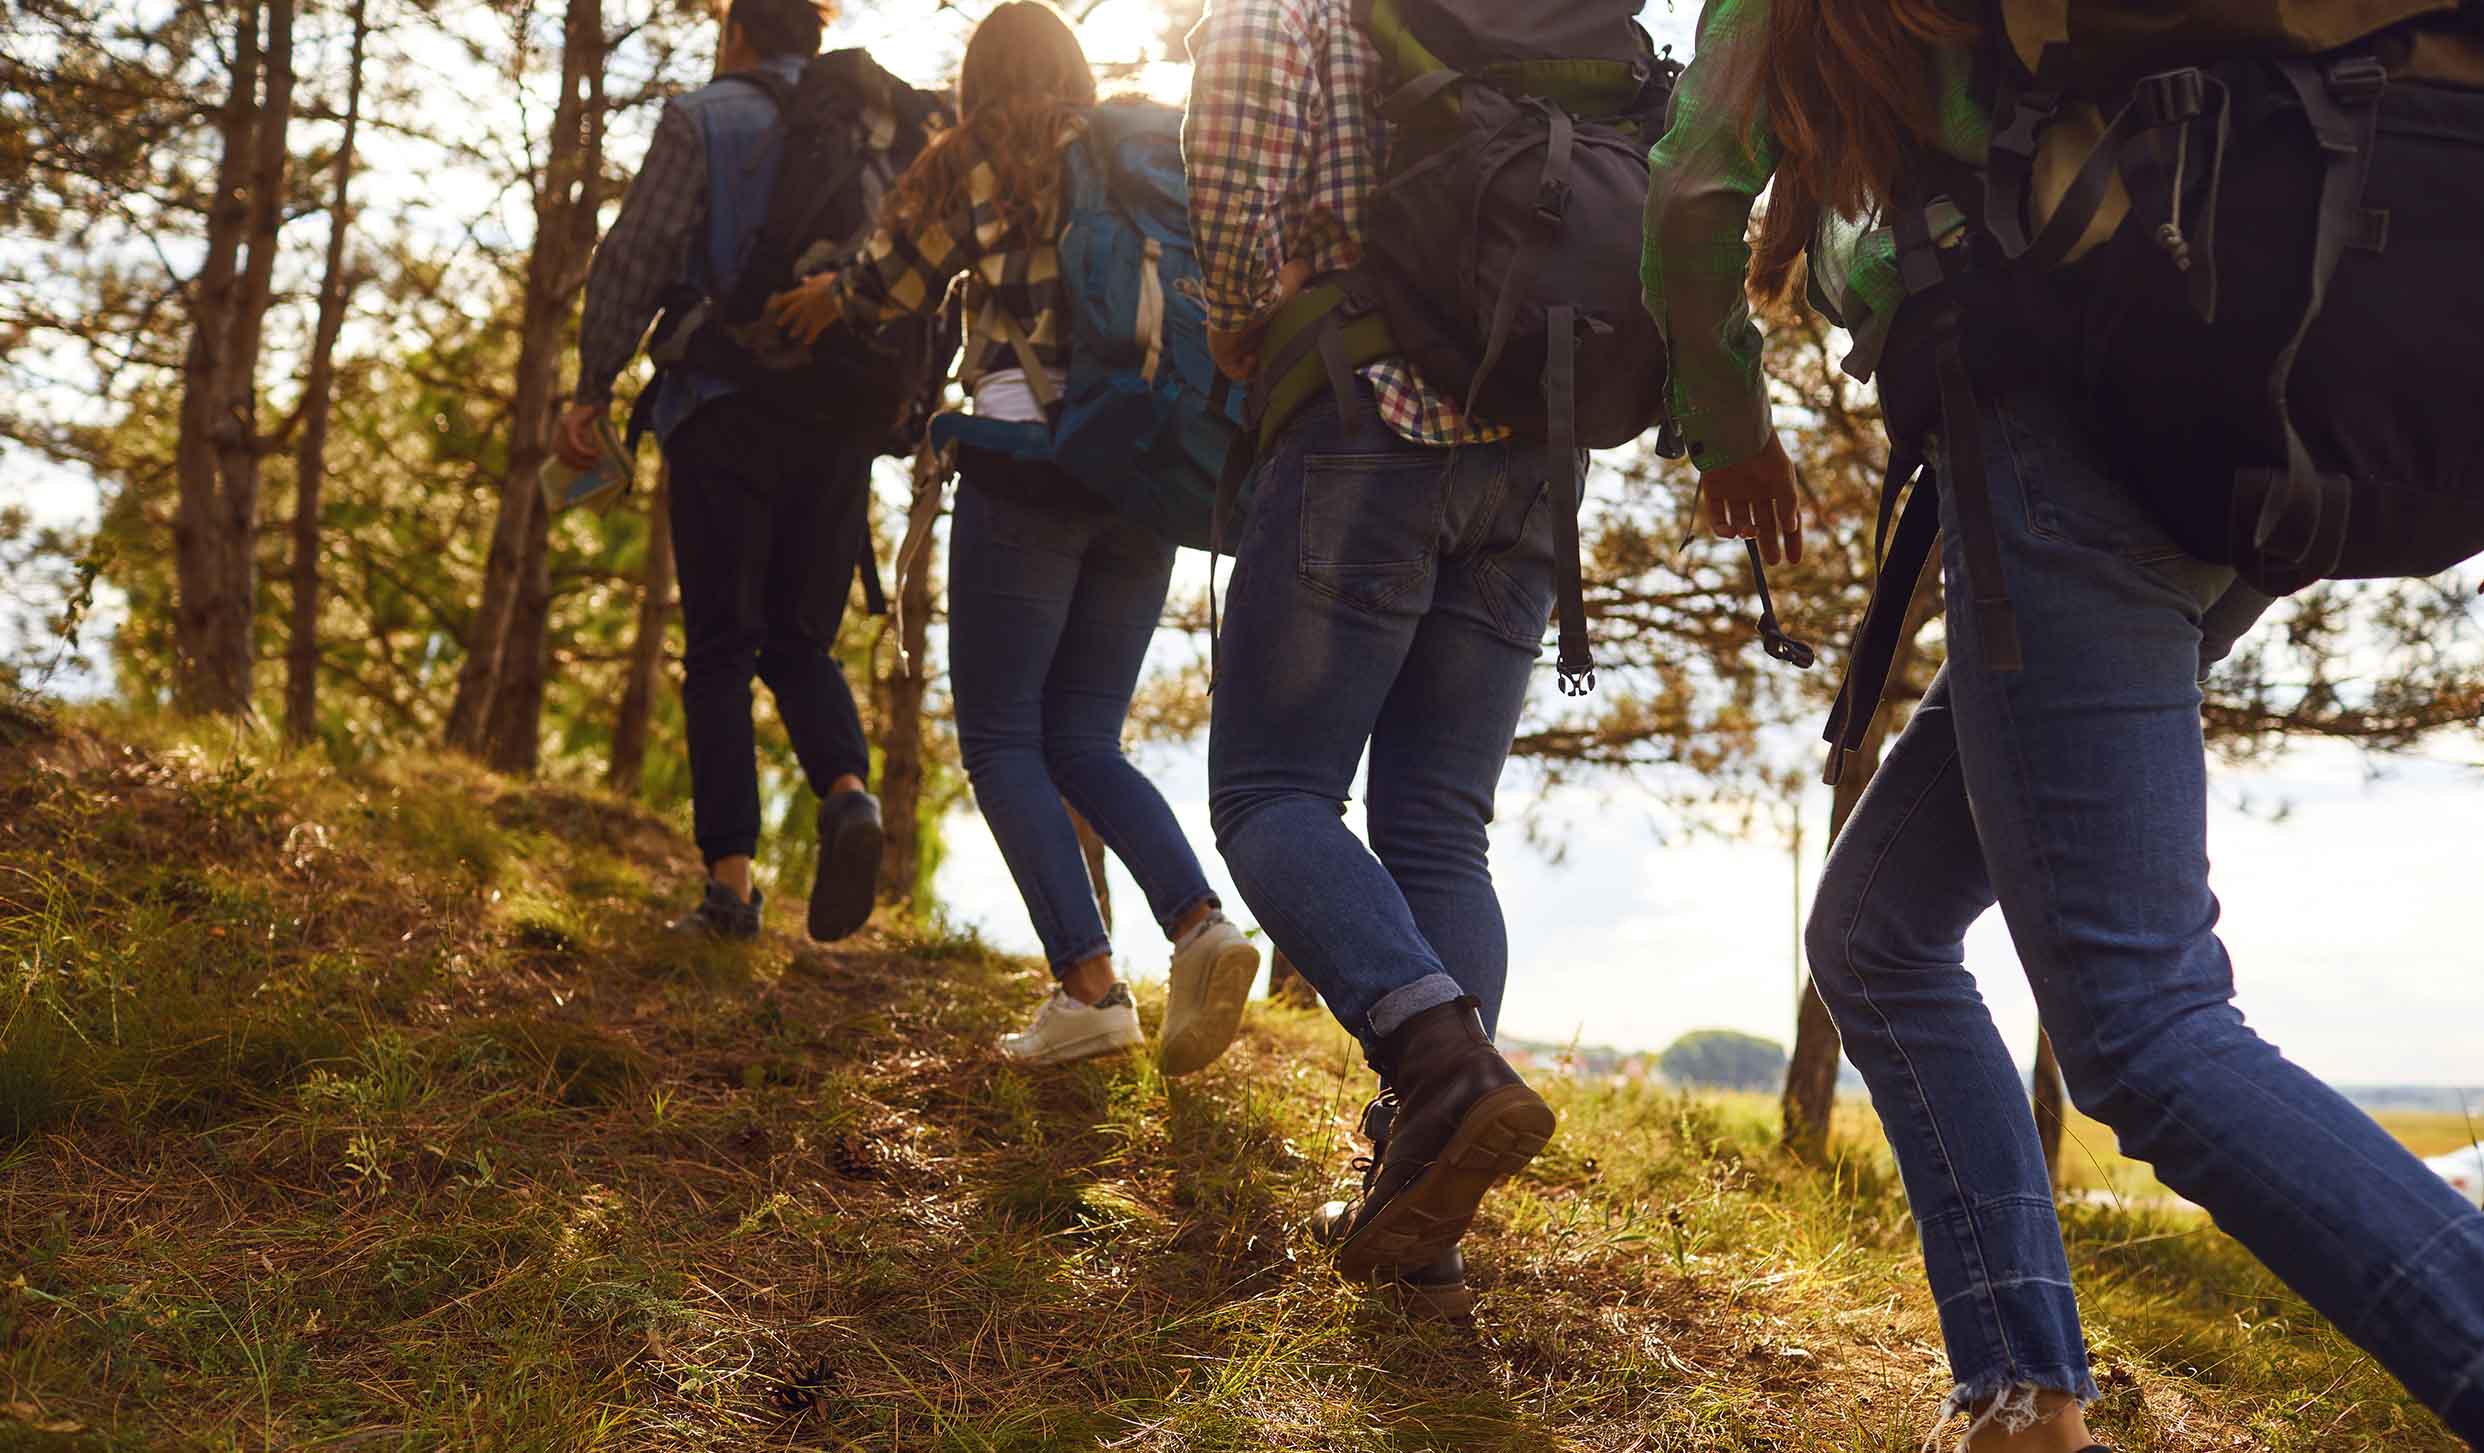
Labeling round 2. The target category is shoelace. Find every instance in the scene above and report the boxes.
[1347,1090,1402,1199]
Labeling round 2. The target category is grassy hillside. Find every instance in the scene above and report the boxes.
[0,705,2463,1451]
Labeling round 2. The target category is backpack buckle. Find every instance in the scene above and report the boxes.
[1535,177,1572,223]
[1989,90,2059,161]
[2132,68,2206,128]
[2325,55,2388,107]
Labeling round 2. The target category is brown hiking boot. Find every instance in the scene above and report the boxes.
[1321,998,1553,1282]
[1311,1091,1476,1320]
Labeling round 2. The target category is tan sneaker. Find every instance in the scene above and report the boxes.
[1157,911,1260,1077]
[998,984,1144,1067]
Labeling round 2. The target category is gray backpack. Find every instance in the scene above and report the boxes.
[1238,0,1680,694]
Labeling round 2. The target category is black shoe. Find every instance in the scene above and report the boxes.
[672,879,762,941]
[1323,999,1553,1281]
[809,790,883,943]
[1311,1108,1476,1322]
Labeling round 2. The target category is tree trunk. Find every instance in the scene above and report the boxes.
[1267,950,1320,1008]
[2033,1026,2069,1188]
[608,462,673,794]
[877,454,941,906]
[1069,804,1110,932]
[285,0,367,744]
[447,0,606,756]
[1780,739,1878,1163]
[172,0,263,716]
[485,504,554,774]
[1782,568,1942,1162]
[206,0,296,715]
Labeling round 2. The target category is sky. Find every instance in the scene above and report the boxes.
[7,1,2479,1090]
[936,712,2484,1088]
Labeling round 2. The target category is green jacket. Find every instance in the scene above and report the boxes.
[1639,0,1988,471]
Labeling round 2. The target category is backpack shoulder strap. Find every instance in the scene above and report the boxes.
[715,66,795,115]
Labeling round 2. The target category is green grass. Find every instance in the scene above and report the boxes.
[0,710,2464,1450]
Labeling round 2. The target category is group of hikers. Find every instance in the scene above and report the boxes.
[554,0,2484,1446]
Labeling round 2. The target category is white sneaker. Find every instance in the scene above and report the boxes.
[1158,911,1262,1077]
[998,983,1145,1067]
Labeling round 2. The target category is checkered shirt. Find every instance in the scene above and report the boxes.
[573,102,706,406]
[832,117,1074,383]
[1183,0,1504,446]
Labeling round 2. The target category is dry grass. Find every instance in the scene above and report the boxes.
[0,711,2463,1450]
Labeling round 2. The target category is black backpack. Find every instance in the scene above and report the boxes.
[1239,0,1679,695]
[1825,3,2484,783]
[643,49,953,456]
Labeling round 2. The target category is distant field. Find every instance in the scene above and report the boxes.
[2051,1106,2482,1205]
[1690,1092,2480,1207]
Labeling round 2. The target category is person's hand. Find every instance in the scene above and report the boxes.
[764,272,844,345]
[1698,430,1805,566]
[1208,322,1262,383]
[556,400,606,470]
[1207,258,1316,384]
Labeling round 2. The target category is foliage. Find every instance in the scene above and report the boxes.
[1658,1028,1790,1093]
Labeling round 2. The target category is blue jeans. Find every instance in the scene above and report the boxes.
[1208,385,1560,1057]
[1807,385,2484,1438]
[664,398,873,865]
[947,470,1216,974]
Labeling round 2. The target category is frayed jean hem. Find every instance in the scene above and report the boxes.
[1928,1368,2100,1453]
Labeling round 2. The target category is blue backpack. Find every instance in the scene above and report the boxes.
[930,101,1244,549]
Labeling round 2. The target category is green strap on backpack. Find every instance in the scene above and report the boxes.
[1242,0,1657,454]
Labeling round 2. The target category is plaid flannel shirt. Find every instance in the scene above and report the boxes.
[573,102,705,406]
[1183,0,1503,446]
[1642,0,1990,471]
[832,118,1075,384]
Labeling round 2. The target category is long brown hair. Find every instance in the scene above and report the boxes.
[883,2,1096,232]
[1730,0,1972,307]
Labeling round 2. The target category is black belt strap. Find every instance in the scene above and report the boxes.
[1893,202,2020,679]
[1821,456,1941,786]
[1314,320,1362,427]
[2233,56,2387,593]
[856,535,888,617]
[1546,304,1592,695]
[1930,303,2023,675]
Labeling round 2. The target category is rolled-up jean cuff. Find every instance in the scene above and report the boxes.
[699,838,760,869]
[1155,891,1219,938]
[1367,974,1465,1042]
[1047,934,1113,978]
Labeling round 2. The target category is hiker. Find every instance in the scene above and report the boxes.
[765,2,1261,1074]
[1186,0,1671,1316]
[1648,1,2484,1446]
[559,0,919,944]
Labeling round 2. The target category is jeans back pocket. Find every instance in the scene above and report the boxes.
[1297,452,1446,615]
